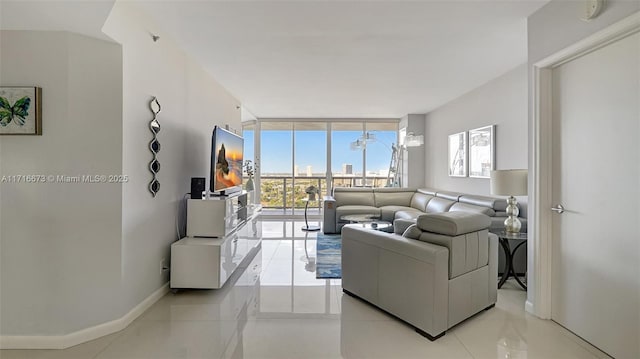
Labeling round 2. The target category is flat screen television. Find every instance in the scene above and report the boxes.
[210,126,244,194]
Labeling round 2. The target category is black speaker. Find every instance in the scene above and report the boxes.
[191,177,205,199]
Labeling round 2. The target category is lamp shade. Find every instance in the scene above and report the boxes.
[405,132,424,147]
[490,169,528,196]
[350,139,365,151]
[305,185,319,201]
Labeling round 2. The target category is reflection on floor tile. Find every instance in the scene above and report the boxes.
[261,220,322,239]
[1,220,609,359]
[95,320,230,359]
[241,319,342,358]
[340,319,473,359]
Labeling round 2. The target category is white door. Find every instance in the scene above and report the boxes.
[551,32,640,359]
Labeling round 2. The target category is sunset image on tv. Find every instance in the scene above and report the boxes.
[212,128,243,192]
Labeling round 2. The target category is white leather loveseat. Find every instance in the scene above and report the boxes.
[323,187,527,234]
[341,211,498,340]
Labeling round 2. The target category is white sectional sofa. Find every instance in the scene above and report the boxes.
[322,187,527,234]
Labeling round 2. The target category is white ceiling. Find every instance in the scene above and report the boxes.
[0,0,549,119]
[138,0,549,118]
[0,0,115,41]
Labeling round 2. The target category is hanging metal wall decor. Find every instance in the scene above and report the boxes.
[148,97,161,197]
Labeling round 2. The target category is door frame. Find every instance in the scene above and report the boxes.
[529,12,640,319]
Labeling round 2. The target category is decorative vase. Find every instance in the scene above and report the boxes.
[245,176,254,191]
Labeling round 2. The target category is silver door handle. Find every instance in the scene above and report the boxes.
[551,204,565,214]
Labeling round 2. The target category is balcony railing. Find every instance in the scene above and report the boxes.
[253,175,390,210]
[258,176,325,210]
[331,176,390,188]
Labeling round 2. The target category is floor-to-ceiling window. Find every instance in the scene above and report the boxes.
[245,120,398,215]
[331,122,364,188]
[294,122,327,214]
[243,126,255,164]
[260,122,293,212]
[364,122,399,187]
[242,122,257,202]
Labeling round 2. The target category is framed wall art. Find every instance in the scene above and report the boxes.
[0,87,42,135]
[448,131,467,177]
[468,125,495,178]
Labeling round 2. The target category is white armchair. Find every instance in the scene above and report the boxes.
[341,211,498,340]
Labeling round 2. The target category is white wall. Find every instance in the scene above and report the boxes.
[424,64,528,195]
[0,31,123,335]
[0,1,241,342]
[528,0,640,64]
[102,1,241,314]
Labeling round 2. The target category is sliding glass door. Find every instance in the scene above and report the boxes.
[364,122,398,187]
[331,122,364,188]
[260,122,293,213]
[294,122,327,214]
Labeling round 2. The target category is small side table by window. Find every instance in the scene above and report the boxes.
[496,231,527,290]
[302,198,321,232]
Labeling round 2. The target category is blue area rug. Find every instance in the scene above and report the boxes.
[316,234,342,279]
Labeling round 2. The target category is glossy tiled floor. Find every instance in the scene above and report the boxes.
[2,220,610,359]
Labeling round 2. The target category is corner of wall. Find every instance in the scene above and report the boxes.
[0,30,124,338]
[102,0,242,322]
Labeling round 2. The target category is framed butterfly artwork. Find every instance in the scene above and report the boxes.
[0,87,42,135]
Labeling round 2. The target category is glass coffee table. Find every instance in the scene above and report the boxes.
[343,221,393,232]
[340,214,392,232]
[340,214,381,223]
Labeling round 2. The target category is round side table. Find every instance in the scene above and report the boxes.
[496,231,527,290]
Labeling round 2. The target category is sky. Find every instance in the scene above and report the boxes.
[243,129,397,175]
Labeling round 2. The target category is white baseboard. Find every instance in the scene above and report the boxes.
[525,299,535,315]
[0,282,169,350]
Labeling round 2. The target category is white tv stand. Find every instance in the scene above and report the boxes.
[170,191,262,289]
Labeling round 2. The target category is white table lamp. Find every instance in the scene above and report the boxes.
[490,169,527,234]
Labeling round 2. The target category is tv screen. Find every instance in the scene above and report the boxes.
[210,126,244,193]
